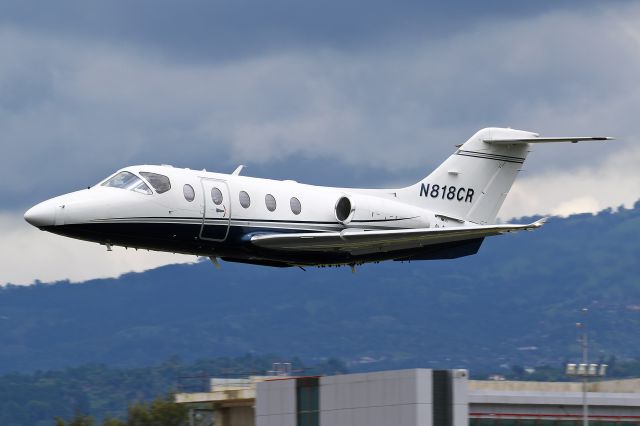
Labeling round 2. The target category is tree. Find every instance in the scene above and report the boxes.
[102,417,126,426]
[147,397,188,426]
[53,396,187,426]
[54,414,94,426]
[126,403,152,426]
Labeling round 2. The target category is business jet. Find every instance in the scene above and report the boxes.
[24,127,610,268]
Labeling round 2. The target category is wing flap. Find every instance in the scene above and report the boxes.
[251,219,546,255]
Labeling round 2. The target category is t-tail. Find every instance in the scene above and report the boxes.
[397,127,612,225]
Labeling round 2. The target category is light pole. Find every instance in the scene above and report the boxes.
[565,307,607,426]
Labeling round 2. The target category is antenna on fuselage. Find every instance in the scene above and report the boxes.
[231,165,245,176]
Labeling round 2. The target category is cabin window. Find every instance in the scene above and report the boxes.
[290,197,301,215]
[183,184,195,202]
[239,191,251,208]
[265,194,276,212]
[101,171,151,195]
[140,172,171,194]
[211,187,223,205]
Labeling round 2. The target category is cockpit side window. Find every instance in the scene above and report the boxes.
[101,171,152,195]
[140,172,171,194]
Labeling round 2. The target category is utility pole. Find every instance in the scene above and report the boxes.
[580,307,588,426]
[565,307,607,426]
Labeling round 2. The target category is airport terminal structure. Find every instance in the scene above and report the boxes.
[175,367,640,426]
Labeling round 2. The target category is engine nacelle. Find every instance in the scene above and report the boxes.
[335,196,356,223]
[334,193,433,228]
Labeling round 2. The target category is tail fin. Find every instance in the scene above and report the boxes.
[398,128,534,225]
[398,127,611,224]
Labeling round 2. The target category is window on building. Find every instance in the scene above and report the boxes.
[296,378,319,426]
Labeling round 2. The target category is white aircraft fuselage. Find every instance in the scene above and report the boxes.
[24,128,610,268]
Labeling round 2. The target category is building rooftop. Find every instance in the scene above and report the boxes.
[175,376,278,405]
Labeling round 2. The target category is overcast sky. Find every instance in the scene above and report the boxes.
[1,0,639,285]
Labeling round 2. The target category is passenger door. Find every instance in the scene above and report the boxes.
[199,178,231,242]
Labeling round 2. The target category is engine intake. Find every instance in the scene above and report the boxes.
[335,196,354,224]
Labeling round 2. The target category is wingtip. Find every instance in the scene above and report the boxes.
[531,217,548,228]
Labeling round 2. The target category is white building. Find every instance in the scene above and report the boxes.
[175,369,640,426]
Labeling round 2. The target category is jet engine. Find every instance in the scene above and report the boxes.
[334,194,433,228]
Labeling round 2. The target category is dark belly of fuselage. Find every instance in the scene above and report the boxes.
[41,221,483,267]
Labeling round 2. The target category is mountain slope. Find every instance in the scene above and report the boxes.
[1,202,639,373]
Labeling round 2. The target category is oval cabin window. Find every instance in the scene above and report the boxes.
[290,197,301,215]
[265,194,276,212]
[211,187,223,205]
[183,184,195,202]
[239,191,251,208]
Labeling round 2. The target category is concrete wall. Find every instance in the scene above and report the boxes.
[594,378,640,393]
[221,406,254,426]
[256,369,470,426]
[470,378,640,393]
[255,378,296,426]
[469,380,582,392]
[450,369,469,425]
[319,369,433,426]
[319,369,469,426]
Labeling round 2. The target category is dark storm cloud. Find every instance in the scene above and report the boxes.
[0,0,636,214]
[0,0,616,61]
[1,0,639,285]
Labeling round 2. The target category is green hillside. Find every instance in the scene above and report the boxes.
[0,355,346,426]
[0,202,639,375]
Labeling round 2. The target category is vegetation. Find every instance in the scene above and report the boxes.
[2,203,639,375]
[0,203,638,425]
[53,396,187,426]
[3,355,640,425]
[0,355,346,426]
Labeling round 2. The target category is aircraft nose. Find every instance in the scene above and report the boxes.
[24,202,56,227]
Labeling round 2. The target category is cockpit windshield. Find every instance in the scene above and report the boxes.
[140,172,171,194]
[101,171,152,195]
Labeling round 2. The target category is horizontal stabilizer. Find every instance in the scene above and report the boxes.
[484,136,613,145]
[251,219,546,255]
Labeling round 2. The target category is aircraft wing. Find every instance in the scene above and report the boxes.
[250,219,546,255]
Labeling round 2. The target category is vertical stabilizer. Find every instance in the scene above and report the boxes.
[398,128,535,224]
